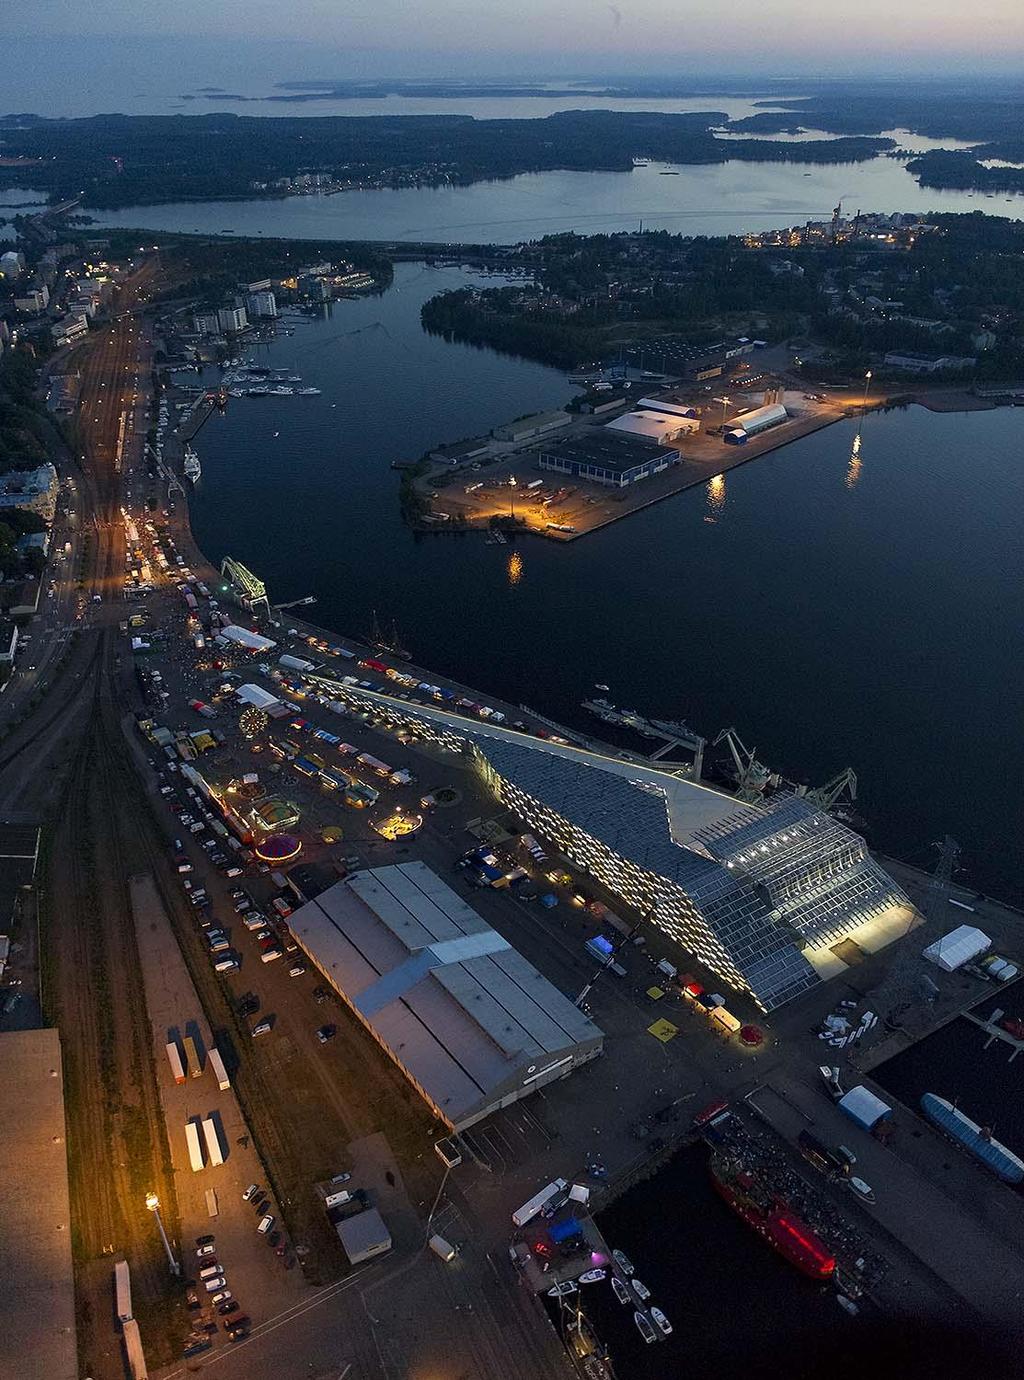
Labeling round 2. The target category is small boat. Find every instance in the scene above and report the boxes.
[836,1295,860,1316]
[650,1307,672,1336]
[631,1277,650,1302]
[611,1277,631,1305]
[849,1176,875,1204]
[634,1311,657,1344]
[594,683,610,691]
[578,1268,606,1284]
[547,1281,578,1297]
[612,1249,634,1276]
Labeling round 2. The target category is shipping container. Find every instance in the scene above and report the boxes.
[185,1120,205,1172]
[208,1047,230,1091]
[165,1040,187,1085]
[201,1116,224,1167]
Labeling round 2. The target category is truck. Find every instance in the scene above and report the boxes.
[185,1119,205,1172]
[165,1039,187,1085]
[114,1258,133,1323]
[183,1034,202,1078]
[585,935,627,976]
[279,653,315,673]
[201,1116,224,1167]
[207,1046,230,1091]
[511,1177,568,1228]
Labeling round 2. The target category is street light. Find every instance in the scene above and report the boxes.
[145,1192,180,1276]
[714,395,732,429]
[861,370,872,413]
[508,475,517,520]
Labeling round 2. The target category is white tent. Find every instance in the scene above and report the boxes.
[220,624,277,653]
[237,683,281,710]
[922,925,990,972]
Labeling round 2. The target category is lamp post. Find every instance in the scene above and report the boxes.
[861,370,872,413]
[508,475,517,521]
[145,1192,180,1276]
[714,395,732,430]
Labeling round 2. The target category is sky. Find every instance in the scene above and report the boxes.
[6,0,1024,79]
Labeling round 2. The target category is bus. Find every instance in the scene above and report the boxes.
[114,1258,133,1323]
[185,1120,205,1173]
[511,1177,568,1228]
[183,1034,202,1077]
[201,1116,224,1167]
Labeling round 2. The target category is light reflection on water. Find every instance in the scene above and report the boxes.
[706,472,727,519]
[846,431,863,490]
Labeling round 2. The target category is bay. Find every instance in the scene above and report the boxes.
[89,157,1024,244]
[188,263,1024,904]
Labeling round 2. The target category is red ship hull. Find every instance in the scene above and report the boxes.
[710,1160,835,1280]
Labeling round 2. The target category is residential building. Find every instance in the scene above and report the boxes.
[1,250,25,278]
[0,620,19,663]
[0,464,60,523]
[14,286,49,315]
[192,311,220,337]
[287,862,603,1129]
[539,431,678,487]
[245,290,278,319]
[51,314,88,346]
[217,305,248,334]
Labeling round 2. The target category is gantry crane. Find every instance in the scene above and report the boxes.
[713,727,778,803]
[799,767,858,812]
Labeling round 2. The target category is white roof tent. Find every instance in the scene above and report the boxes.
[287,863,603,1129]
[838,1085,892,1131]
[236,683,281,710]
[730,402,787,436]
[922,925,991,972]
[605,410,699,445]
[219,624,277,653]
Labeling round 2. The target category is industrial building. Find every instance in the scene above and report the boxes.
[0,1029,78,1380]
[634,397,699,419]
[286,862,604,1129]
[539,431,678,488]
[335,1208,393,1264]
[493,410,572,444]
[623,337,755,381]
[605,410,700,446]
[304,680,914,1013]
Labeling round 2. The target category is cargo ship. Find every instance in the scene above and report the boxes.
[709,1155,835,1279]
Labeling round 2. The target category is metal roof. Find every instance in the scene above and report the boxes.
[289,863,602,1125]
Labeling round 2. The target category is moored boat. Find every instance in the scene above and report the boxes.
[709,1154,835,1279]
[631,1277,650,1302]
[650,1306,672,1336]
[634,1311,657,1344]
[611,1249,634,1276]
[578,1268,606,1284]
[611,1276,631,1305]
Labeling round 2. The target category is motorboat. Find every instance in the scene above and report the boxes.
[631,1277,650,1302]
[634,1311,657,1344]
[547,1281,578,1298]
[578,1269,606,1284]
[650,1307,672,1336]
[611,1249,634,1276]
[849,1176,876,1204]
[611,1277,631,1305]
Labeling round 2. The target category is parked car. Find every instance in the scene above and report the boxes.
[251,1019,272,1037]
[196,1243,217,1258]
[316,1024,337,1044]
[242,1183,260,1202]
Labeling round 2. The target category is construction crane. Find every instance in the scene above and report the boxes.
[799,767,858,812]
[713,728,778,803]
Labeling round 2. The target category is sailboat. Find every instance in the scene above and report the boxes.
[368,610,411,661]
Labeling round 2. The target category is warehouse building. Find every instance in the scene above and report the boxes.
[493,410,572,444]
[539,431,677,488]
[287,863,603,1129]
[303,681,914,1014]
[605,410,700,446]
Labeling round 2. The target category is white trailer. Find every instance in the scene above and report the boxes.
[201,1116,224,1167]
[207,1047,231,1091]
[114,1258,133,1323]
[185,1119,205,1172]
[165,1040,186,1085]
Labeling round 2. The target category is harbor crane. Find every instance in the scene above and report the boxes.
[713,728,778,803]
[798,767,858,812]
[220,556,270,619]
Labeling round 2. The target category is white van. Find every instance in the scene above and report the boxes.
[429,1234,457,1262]
[257,1213,275,1235]
[213,957,239,973]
